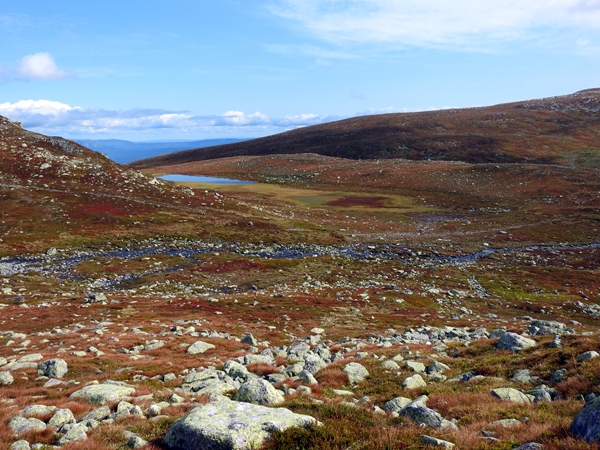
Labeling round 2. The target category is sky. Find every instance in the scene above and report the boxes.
[1,0,600,141]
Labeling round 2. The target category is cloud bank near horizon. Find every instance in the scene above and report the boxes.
[0,99,356,139]
[269,0,600,51]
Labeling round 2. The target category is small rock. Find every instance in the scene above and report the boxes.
[491,388,533,403]
[496,333,536,352]
[70,382,135,404]
[233,378,284,406]
[240,333,258,346]
[8,417,46,435]
[342,362,369,384]
[37,358,68,378]
[127,435,148,449]
[383,396,412,413]
[381,360,400,370]
[10,440,31,450]
[186,341,216,355]
[549,368,567,385]
[0,371,14,385]
[57,423,88,446]
[48,408,76,428]
[513,443,544,450]
[577,351,599,363]
[421,435,456,448]
[492,418,521,428]
[402,374,427,389]
[404,361,426,373]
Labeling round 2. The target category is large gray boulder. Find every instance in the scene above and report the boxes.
[571,396,600,442]
[37,358,68,378]
[69,382,135,404]
[233,378,284,406]
[496,333,536,352]
[187,341,216,355]
[342,362,369,384]
[163,399,318,450]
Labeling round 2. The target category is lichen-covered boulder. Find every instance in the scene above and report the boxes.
[0,371,14,385]
[181,369,238,396]
[421,435,456,449]
[571,396,600,442]
[48,408,76,428]
[37,358,68,378]
[491,388,534,403]
[186,341,216,355]
[342,362,369,384]
[69,382,135,404]
[528,320,567,336]
[402,374,427,389]
[233,378,284,406]
[8,417,46,435]
[400,397,457,430]
[496,333,536,352]
[57,423,88,446]
[163,399,318,450]
[9,440,31,450]
[78,405,111,423]
[21,404,56,417]
[383,396,412,413]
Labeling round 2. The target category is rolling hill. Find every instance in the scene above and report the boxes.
[129,88,600,170]
[73,138,247,164]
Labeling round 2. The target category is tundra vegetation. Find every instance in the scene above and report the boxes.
[0,91,599,450]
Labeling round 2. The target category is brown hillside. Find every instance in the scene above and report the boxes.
[129,88,600,169]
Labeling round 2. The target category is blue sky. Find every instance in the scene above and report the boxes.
[1,0,600,141]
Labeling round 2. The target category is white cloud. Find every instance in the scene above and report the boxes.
[216,111,271,126]
[0,99,351,138]
[15,52,70,81]
[0,99,79,116]
[268,0,600,50]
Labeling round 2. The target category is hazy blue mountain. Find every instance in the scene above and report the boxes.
[73,138,248,164]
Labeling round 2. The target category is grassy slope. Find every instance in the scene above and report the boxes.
[130,88,600,170]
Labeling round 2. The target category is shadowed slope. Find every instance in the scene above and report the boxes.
[130,88,600,169]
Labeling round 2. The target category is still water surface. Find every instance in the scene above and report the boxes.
[158,174,254,184]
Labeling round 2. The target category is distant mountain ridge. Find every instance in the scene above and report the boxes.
[129,89,600,169]
[74,138,247,164]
